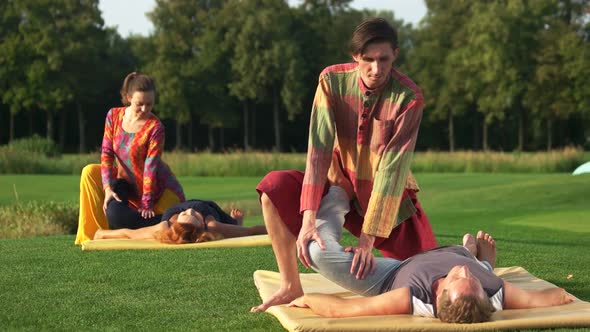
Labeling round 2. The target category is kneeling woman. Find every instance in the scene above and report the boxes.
[95,199,266,244]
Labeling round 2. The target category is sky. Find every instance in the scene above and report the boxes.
[98,0,427,38]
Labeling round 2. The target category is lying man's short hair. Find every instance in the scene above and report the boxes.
[437,289,496,323]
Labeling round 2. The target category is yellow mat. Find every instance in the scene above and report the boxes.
[253,267,590,331]
[81,234,270,251]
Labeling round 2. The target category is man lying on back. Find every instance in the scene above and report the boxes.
[288,187,573,323]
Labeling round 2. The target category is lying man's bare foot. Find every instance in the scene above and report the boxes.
[476,230,497,268]
[462,233,477,256]
[231,209,244,226]
[250,287,303,312]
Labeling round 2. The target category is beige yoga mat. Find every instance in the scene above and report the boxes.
[81,234,270,251]
[253,267,590,331]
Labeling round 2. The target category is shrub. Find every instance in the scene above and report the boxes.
[0,151,98,174]
[163,151,306,176]
[3,135,61,157]
[0,148,587,175]
[411,147,586,173]
[0,201,78,239]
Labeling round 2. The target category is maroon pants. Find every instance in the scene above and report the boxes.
[256,170,437,260]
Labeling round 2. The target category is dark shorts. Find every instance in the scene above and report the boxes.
[256,170,437,260]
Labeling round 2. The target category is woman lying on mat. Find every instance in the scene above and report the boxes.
[284,190,573,323]
[95,181,266,243]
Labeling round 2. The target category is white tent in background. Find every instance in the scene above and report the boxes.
[572,161,590,175]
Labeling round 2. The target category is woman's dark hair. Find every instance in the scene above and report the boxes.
[348,17,398,56]
[120,72,156,106]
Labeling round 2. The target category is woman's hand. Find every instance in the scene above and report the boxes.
[103,187,122,214]
[138,208,155,219]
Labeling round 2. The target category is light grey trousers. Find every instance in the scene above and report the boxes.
[308,186,402,296]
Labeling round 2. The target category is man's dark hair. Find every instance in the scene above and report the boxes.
[348,17,398,55]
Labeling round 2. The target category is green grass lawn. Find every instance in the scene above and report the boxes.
[0,175,264,205]
[1,173,590,331]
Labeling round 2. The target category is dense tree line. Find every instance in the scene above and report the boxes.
[1,0,588,153]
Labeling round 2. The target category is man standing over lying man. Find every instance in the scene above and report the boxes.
[251,17,437,312]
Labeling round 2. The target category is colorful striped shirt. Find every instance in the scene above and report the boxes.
[101,107,185,210]
[301,63,422,238]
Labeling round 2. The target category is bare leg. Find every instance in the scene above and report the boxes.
[476,230,497,268]
[462,233,477,256]
[250,193,302,312]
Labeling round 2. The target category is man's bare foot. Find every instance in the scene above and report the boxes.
[476,230,497,268]
[462,233,477,256]
[231,209,244,226]
[250,287,303,312]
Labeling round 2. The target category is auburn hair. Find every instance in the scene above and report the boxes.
[154,214,224,244]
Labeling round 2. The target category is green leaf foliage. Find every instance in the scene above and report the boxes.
[0,0,588,152]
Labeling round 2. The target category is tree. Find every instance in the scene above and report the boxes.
[0,0,28,142]
[0,0,107,150]
[148,0,226,150]
[408,0,475,151]
[79,27,138,153]
[525,0,590,150]
[195,2,244,151]
[59,0,108,152]
[297,0,355,67]
[225,0,306,151]
[449,1,544,150]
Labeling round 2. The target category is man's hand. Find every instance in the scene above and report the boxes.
[139,208,155,219]
[344,232,376,279]
[103,187,121,214]
[297,210,325,269]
